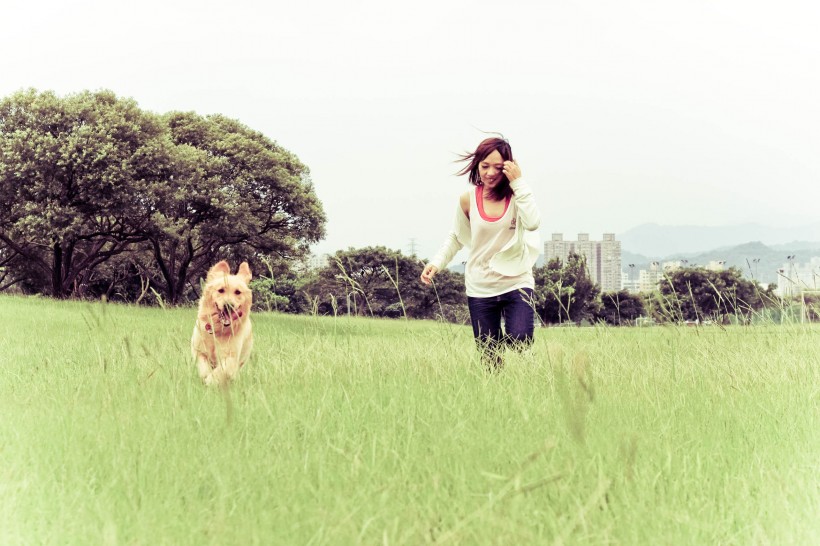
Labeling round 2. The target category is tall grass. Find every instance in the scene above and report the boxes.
[0,295,818,545]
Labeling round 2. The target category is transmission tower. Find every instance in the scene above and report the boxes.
[408,238,418,256]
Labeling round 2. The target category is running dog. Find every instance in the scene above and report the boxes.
[191,261,254,385]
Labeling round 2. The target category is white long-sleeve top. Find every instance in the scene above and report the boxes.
[429,178,542,297]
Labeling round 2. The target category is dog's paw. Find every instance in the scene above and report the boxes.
[203,371,221,387]
[205,367,233,387]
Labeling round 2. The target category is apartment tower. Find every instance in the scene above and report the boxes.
[543,233,622,292]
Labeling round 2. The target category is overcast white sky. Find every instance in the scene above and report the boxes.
[2,0,818,260]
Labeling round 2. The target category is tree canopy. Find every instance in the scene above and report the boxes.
[533,253,601,325]
[0,89,326,303]
[304,246,467,321]
[595,290,645,326]
[0,89,167,297]
[144,111,326,304]
[656,266,769,323]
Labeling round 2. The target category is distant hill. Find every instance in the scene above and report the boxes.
[619,222,820,257]
[622,241,820,285]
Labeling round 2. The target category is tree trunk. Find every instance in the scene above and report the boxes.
[52,243,64,298]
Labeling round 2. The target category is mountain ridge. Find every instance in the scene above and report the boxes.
[618,222,820,258]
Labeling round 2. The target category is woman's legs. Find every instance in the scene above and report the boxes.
[467,288,535,370]
[467,295,504,370]
[500,287,535,349]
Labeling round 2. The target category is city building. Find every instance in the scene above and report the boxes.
[598,233,622,292]
[307,253,331,270]
[621,270,639,293]
[776,257,820,298]
[620,262,670,294]
[639,262,665,293]
[543,233,622,292]
[543,233,573,265]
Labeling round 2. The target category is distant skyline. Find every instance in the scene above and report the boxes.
[2,0,819,263]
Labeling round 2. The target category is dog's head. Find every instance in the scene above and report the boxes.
[200,261,253,334]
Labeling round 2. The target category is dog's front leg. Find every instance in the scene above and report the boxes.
[205,366,226,386]
[196,354,219,385]
[220,355,241,383]
[202,355,240,386]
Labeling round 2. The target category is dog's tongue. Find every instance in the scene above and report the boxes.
[231,311,239,321]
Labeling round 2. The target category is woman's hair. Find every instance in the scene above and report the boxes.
[456,136,514,201]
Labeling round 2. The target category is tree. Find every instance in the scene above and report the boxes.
[141,112,326,304]
[0,89,169,297]
[532,257,564,323]
[1,90,328,305]
[803,293,820,322]
[412,263,467,322]
[304,246,467,320]
[596,290,645,326]
[533,252,601,325]
[0,243,26,291]
[242,254,315,314]
[657,266,766,323]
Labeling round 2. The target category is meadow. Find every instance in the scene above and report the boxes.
[0,295,818,545]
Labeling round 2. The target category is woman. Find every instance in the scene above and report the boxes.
[420,136,541,369]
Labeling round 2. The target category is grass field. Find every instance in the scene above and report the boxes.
[1,295,818,545]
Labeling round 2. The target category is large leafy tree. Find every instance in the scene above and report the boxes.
[250,261,315,314]
[595,290,645,326]
[142,112,326,304]
[305,246,466,321]
[0,89,169,297]
[657,266,766,323]
[0,90,327,304]
[533,252,601,325]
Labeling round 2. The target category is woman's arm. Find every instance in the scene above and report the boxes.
[428,202,467,270]
[509,178,540,230]
[421,193,470,283]
[504,161,540,230]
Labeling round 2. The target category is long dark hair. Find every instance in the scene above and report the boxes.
[456,136,514,201]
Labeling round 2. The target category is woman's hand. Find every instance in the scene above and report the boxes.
[420,263,439,285]
[503,160,521,182]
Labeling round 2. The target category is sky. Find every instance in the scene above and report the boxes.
[2,0,819,261]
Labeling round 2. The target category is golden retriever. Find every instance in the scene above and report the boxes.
[191,260,254,385]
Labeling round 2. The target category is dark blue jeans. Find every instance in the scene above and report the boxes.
[467,287,535,369]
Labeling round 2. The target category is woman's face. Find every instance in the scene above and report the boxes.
[478,149,505,190]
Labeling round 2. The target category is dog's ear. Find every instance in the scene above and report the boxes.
[207,261,231,282]
[237,262,252,283]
